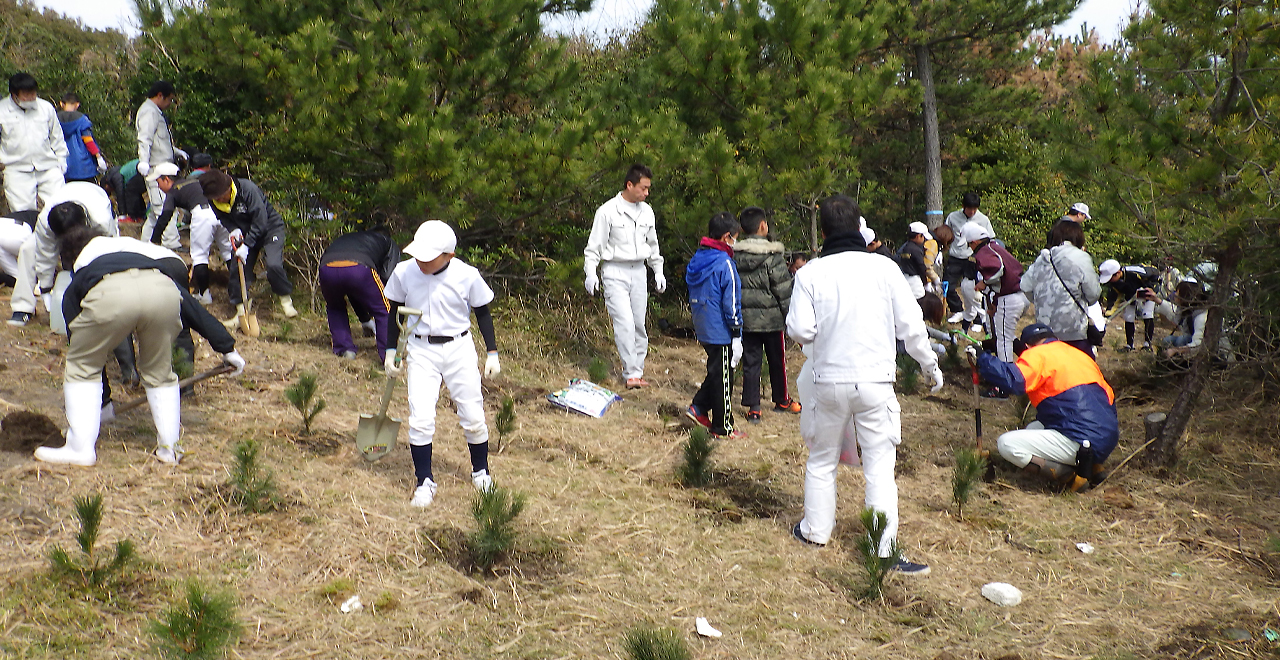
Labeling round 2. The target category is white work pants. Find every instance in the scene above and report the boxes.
[996,420,1080,468]
[142,177,181,250]
[0,217,31,279]
[1122,299,1156,322]
[960,277,986,323]
[405,336,488,447]
[3,167,63,212]
[992,292,1028,362]
[11,235,40,314]
[601,260,649,380]
[799,381,901,555]
[189,206,231,266]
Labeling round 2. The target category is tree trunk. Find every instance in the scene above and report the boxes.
[915,42,943,230]
[1144,237,1244,467]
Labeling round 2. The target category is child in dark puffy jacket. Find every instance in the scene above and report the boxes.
[733,207,798,423]
[685,212,745,439]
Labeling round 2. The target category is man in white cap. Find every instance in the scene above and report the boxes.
[910,221,942,292]
[583,164,665,389]
[963,222,1026,374]
[896,223,932,299]
[1099,259,1159,351]
[382,220,502,508]
[943,192,993,324]
[1045,202,1091,248]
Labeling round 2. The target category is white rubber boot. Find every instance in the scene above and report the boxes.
[223,303,246,331]
[278,295,298,318]
[147,384,183,464]
[35,381,102,466]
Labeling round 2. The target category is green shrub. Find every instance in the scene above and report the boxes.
[855,508,903,600]
[228,440,279,514]
[588,357,610,384]
[952,448,988,519]
[48,494,135,591]
[678,426,714,487]
[622,626,690,660]
[896,353,920,394]
[283,372,326,435]
[470,485,526,572]
[149,580,241,660]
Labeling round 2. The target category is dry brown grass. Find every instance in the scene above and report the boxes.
[1,287,1279,659]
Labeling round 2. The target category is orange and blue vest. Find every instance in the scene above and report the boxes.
[977,340,1119,460]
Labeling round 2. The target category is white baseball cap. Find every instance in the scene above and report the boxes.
[860,227,875,245]
[1069,202,1091,219]
[960,222,992,244]
[145,162,180,182]
[1098,259,1121,284]
[403,220,457,262]
[908,221,932,240]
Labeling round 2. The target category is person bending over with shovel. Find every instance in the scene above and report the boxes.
[970,323,1117,492]
[382,220,501,508]
[34,222,245,468]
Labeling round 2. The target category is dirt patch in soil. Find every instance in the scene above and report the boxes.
[0,410,61,452]
[689,467,798,522]
[286,429,346,456]
[421,524,567,581]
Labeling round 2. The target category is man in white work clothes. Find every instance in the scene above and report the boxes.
[0,72,67,213]
[786,193,941,577]
[583,164,666,389]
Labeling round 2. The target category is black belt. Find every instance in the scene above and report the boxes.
[417,330,469,344]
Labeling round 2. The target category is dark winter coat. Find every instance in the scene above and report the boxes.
[733,236,792,333]
[210,179,286,249]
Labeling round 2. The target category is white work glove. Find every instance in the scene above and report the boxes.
[229,228,244,243]
[929,366,945,393]
[925,282,936,294]
[484,352,501,377]
[234,242,249,262]
[730,337,743,368]
[174,148,190,161]
[654,272,667,294]
[384,349,404,378]
[222,351,246,376]
[964,345,979,363]
[96,155,108,174]
[584,272,599,296]
[137,161,150,176]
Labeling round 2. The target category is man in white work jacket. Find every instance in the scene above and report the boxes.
[0,72,67,213]
[583,164,666,389]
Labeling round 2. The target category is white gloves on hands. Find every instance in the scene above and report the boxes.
[654,272,667,294]
[175,148,190,161]
[234,243,249,262]
[730,337,743,368]
[585,272,599,296]
[137,161,150,176]
[929,366,945,393]
[229,228,244,243]
[96,155,108,174]
[964,345,979,363]
[484,352,501,377]
[222,351,246,376]
[925,282,936,294]
[384,349,403,378]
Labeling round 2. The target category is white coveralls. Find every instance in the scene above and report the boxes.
[10,182,116,315]
[0,95,67,212]
[382,258,494,448]
[787,249,938,554]
[583,192,664,380]
[136,98,181,250]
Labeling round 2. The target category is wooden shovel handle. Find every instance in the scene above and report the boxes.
[113,364,235,415]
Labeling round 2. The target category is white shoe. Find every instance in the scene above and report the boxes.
[971,324,984,335]
[471,469,494,492]
[155,447,181,465]
[340,350,357,360]
[147,385,183,464]
[361,320,376,337]
[947,312,964,324]
[279,295,299,318]
[195,290,213,305]
[100,402,115,425]
[411,479,437,508]
[223,303,246,331]
[34,381,102,467]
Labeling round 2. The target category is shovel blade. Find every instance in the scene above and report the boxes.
[242,312,261,338]
[357,413,401,461]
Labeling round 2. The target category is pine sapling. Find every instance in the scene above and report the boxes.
[495,396,516,439]
[283,372,326,435]
[855,507,903,600]
[149,580,241,660]
[228,439,279,513]
[678,426,714,487]
[172,344,194,380]
[943,340,964,372]
[622,626,691,660]
[49,494,135,591]
[469,485,526,571]
[896,353,920,394]
[953,447,987,520]
[588,356,610,384]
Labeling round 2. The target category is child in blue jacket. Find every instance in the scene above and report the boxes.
[685,212,746,439]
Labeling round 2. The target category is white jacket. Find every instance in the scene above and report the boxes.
[0,95,68,172]
[944,209,993,259]
[583,192,663,276]
[136,98,175,166]
[787,250,937,384]
[32,182,117,288]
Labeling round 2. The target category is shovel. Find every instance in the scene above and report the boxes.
[114,364,235,414]
[233,246,260,338]
[357,307,421,462]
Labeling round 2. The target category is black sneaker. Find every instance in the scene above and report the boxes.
[7,311,31,327]
[891,558,931,576]
[791,522,825,547]
[746,409,761,424]
[980,386,1008,400]
[1117,345,1134,353]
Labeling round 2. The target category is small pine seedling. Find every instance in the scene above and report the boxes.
[622,626,691,660]
[228,439,279,513]
[149,580,241,660]
[283,372,326,435]
[952,447,987,520]
[587,356,610,384]
[469,485,527,572]
[943,340,964,372]
[172,344,194,380]
[896,353,920,394]
[49,494,135,591]
[678,426,714,487]
[495,396,516,438]
[855,507,903,600]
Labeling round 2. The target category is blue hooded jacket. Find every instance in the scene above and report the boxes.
[58,111,96,181]
[686,238,743,345]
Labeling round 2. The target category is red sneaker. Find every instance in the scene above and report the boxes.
[713,429,748,440]
[626,377,650,389]
[685,405,711,428]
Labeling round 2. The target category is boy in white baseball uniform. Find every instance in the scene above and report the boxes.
[382,221,502,508]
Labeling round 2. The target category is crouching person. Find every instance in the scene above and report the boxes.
[971,323,1118,491]
[35,223,245,467]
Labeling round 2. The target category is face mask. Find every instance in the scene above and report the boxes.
[16,100,36,110]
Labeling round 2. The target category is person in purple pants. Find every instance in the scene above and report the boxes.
[318,227,401,360]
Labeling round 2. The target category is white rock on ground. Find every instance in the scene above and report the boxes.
[981,582,1023,607]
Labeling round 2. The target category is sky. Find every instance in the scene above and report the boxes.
[34,0,1139,43]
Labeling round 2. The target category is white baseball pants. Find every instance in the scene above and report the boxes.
[799,381,901,555]
[601,260,649,380]
[996,421,1081,468]
[405,336,488,447]
[960,277,983,322]
[189,206,231,266]
[1122,299,1156,322]
[3,167,63,212]
[142,177,181,250]
[992,292,1028,362]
